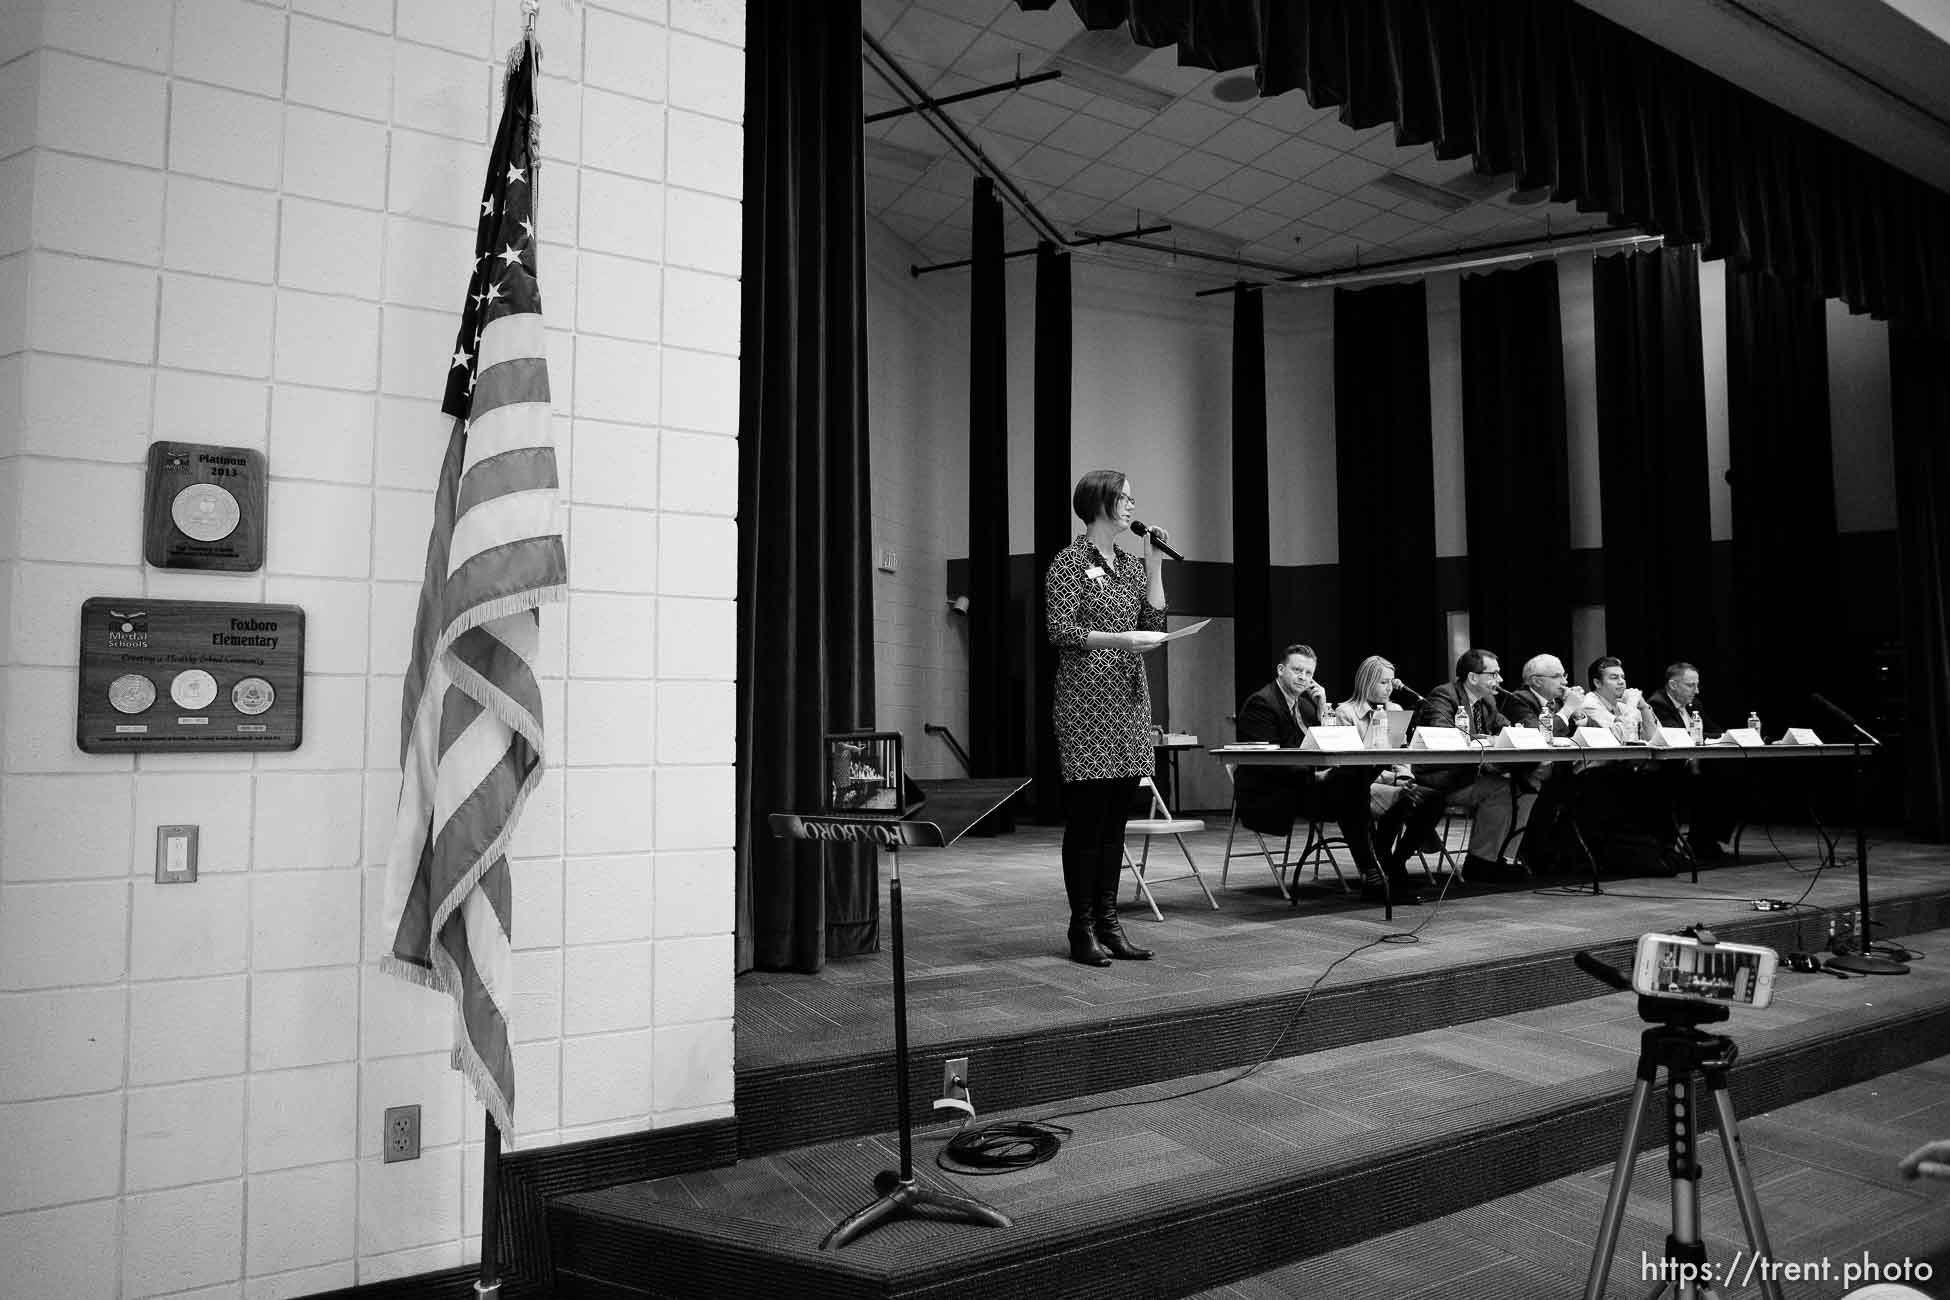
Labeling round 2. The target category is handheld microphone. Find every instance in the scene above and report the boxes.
[1128,521,1183,562]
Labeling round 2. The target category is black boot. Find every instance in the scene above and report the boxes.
[1063,855,1110,967]
[1093,889,1152,960]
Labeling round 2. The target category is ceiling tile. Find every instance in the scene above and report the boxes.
[1255,135,1341,182]
[1202,116,1289,165]
[882,7,985,74]
[1069,160,1145,202]
[1249,89,1341,133]
[977,92,1072,143]
[1126,44,1218,97]
[1216,206,1292,244]
[1041,112,1133,158]
[1302,151,1390,194]
[1038,190,1105,227]
[1209,166,1288,207]
[1019,75,1096,111]
[1441,205,1511,234]
[890,185,967,223]
[1263,179,1336,218]
[1101,132,1178,176]
[1345,208,1429,247]
[1156,149,1240,192]
[1079,96,1159,129]
[1014,143,1093,187]
[1348,182,1407,213]
[1148,98,1232,147]
[1121,175,1200,217]
[1170,192,1247,233]
[1300,194,1383,232]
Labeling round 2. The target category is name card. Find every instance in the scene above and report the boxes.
[1302,724,1365,751]
[1771,727,1824,746]
[1411,726,1471,751]
[1495,726,1552,749]
[1717,728,1764,747]
[1649,726,1694,748]
[1572,727,1620,749]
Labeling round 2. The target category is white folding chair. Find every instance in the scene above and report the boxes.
[1124,776,1218,920]
[1221,763,1352,898]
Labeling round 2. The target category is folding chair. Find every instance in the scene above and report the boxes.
[1124,776,1218,920]
[1219,763,1351,898]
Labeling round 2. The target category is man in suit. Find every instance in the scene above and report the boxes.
[1236,645,1420,904]
[1405,648,1523,880]
[1501,654,1581,738]
[1495,653,1582,869]
[1646,661,1737,861]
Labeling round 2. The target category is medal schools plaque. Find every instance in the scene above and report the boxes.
[77,598,304,753]
[144,441,267,571]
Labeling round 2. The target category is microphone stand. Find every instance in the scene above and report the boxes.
[1816,703,1908,976]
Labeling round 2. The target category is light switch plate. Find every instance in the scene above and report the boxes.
[155,825,198,883]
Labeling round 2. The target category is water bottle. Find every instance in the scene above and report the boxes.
[1688,711,1704,746]
[1746,710,1762,740]
[1454,704,1470,737]
[1368,707,1389,751]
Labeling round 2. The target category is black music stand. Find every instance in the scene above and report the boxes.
[1818,717,1907,975]
[769,776,1029,1250]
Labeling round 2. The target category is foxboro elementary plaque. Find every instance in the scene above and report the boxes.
[77,598,305,754]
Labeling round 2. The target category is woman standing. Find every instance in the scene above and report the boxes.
[1045,470,1169,967]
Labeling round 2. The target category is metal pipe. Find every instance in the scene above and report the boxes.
[910,222,1174,277]
[1192,226,1659,297]
[865,69,1063,124]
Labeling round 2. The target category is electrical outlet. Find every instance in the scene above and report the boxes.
[383,1104,421,1163]
[941,1056,969,1100]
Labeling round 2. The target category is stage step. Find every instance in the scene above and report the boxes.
[733,887,1950,1158]
[1186,1057,1950,1300]
[548,923,1950,1300]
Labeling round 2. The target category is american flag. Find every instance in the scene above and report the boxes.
[382,34,565,1134]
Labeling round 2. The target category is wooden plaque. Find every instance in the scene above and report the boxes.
[77,598,304,753]
[143,441,267,571]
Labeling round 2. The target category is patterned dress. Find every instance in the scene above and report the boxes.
[1045,535,1167,783]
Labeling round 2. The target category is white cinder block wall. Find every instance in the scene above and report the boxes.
[0,1,743,1296]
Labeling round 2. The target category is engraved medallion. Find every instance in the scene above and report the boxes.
[170,483,241,543]
[109,673,156,715]
[231,677,276,716]
[170,669,219,711]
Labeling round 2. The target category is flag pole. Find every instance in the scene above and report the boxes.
[476,1114,503,1297]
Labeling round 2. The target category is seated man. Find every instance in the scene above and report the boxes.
[1646,661,1738,861]
[1236,644,1419,904]
[1568,656,1677,873]
[1405,649,1522,880]
[1496,654,1582,868]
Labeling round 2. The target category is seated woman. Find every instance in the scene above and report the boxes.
[1330,655,1438,903]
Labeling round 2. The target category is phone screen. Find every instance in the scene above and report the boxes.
[1645,939,1768,1004]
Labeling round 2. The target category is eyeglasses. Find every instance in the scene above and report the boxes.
[1116,492,1137,507]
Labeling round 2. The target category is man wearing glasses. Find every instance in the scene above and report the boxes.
[1404,649,1522,880]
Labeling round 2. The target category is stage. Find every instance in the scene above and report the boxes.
[551,824,1950,1298]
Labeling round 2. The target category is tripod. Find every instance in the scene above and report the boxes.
[1583,996,1782,1300]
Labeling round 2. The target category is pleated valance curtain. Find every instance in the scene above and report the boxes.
[1020,0,1950,338]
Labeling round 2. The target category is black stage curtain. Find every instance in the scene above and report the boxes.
[1020,0,1950,338]
[1335,281,1440,692]
[1030,242,1072,821]
[1891,325,1950,840]
[1460,262,1570,667]
[734,0,876,973]
[1726,267,1836,719]
[1231,285,1270,707]
[1592,247,1714,685]
[966,177,1017,824]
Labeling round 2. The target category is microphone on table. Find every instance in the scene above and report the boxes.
[1390,682,1425,705]
[1128,520,1184,561]
[1810,692,1879,745]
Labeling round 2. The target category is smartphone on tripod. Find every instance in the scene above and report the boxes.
[1630,932,1779,1008]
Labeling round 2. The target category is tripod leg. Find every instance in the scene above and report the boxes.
[1705,1076,1785,1300]
[1586,1077,1656,1300]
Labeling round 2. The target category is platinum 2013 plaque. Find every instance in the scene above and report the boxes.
[77,598,304,753]
[144,442,267,571]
